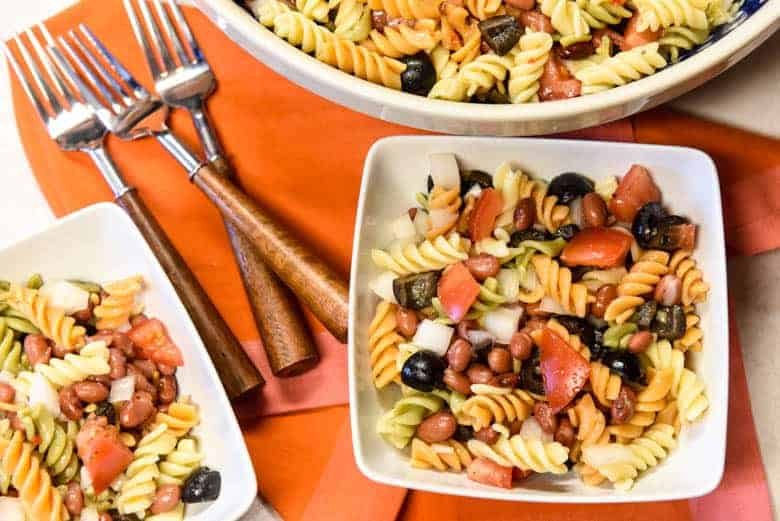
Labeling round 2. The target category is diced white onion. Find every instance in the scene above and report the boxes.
[569,197,583,228]
[39,280,90,314]
[81,465,94,492]
[465,183,483,199]
[413,209,431,236]
[412,320,454,356]
[582,444,635,468]
[392,213,417,241]
[538,296,567,315]
[519,417,553,443]
[466,329,495,350]
[30,372,60,417]
[496,269,519,303]
[0,497,25,521]
[429,153,460,190]
[429,209,458,233]
[482,306,523,344]
[109,375,136,404]
[369,271,398,304]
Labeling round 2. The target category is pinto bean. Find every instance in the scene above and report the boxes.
[474,427,499,445]
[487,348,512,373]
[64,482,84,516]
[443,368,472,395]
[126,365,156,396]
[371,9,388,31]
[51,342,72,358]
[113,332,134,357]
[457,319,479,341]
[533,402,558,434]
[8,412,24,431]
[554,417,575,448]
[488,372,519,388]
[518,10,553,33]
[466,364,493,385]
[447,339,473,372]
[509,331,534,361]
[395,307,419,338]
[98,513,112,521]
[119,391,156,428]
[591,284,618,318]
[525,302,550,318]
[611,386,636,424]
[416,411,458,443]
[508,419,524,435]
[582,193,607,228]
[513,198,536,231]
[130,314,149,328]
[132,359,157,380]
[523,317,548,332]
[628,331,653,354]
[88,331,114,346]
[59,387,84,421]
[464,254,500,281]
[150,484,182,515]
[23,334,51,367]
[87,375,112,387]
[109,348,127,380]
[557,41,594,60]
[654,275,682,306]
[157,363,176,376]
[71,306,92,324]
[0,383,15,404]
[157,376,178,405]
[72,382,109,404]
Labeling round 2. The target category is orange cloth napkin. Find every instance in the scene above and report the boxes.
[6,1,774,520]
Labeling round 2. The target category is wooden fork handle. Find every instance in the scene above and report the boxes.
[191,164,349,344]
[116,188,264,398]
[211,157,319,376]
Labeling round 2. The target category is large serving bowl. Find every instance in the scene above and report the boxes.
[195,0,780,136]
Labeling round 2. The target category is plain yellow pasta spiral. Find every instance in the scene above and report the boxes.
[589,360,622,407]
[427,185,462,239]
[410,438,473,471]
[368,0,442,19]
[3,284,85,351]
[465,0,502,19]
[468,430,570,474]
[508,31,553,104]
[153,401,200,439]
[634,0,709,32]
[159,438,203,486]
[567,393,608,461]
[531,254,591,317]
[668,250,709,306]
[459,53,514,97]
[604,249,669,324]
[577,0,632,28]
[333,0,371,41]
[574,43,668,94]
[368,301,404,389]
[117,424,177,516]
[644,339,707,422]
[371,232,470,275]
[296,0,332,22]
[659,26,710,62]
[460,387,535,430]
[365,21,439,59]
[540,0,590,43]
[93,275,143,330]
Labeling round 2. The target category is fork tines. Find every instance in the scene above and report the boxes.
[124,0,206,80]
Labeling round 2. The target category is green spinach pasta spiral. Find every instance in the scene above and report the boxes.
[18,405,80,484]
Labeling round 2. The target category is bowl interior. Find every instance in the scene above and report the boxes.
[349,137,729,502]
[0,203,257,520]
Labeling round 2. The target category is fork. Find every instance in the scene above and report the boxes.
[4,25,264,400]
[123,0,318,375]
[51,24,349,344]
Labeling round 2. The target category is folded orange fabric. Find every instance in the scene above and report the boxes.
[6,1,774,520]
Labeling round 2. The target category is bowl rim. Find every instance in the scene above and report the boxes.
[196,0,779,129]
[347,136,729,503]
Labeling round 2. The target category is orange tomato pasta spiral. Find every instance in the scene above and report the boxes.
[668,250,709,306]
[531,254,591,317]
[604,250,669,324]
[368,301,404,389]
[410,438,473,471]
[93,275,143,330]
[589,360,621,407]
[427,185,462,239]
[567,393,608,461]
[3,284,85,351]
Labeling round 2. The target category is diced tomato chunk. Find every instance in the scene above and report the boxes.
[540,54,582,101]
[610,165,661,223]
[437,263,481,322]
[666,223,697,251]
[560,227,632,268]
[538,328,590,413]
[467,457,514,489]
[127,318,184,367]
[622,13,662,49]
[469,189,503,242]
[76,417,133,494]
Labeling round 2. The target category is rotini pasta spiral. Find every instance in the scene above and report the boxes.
[459,53,514,97]
[634,0,709,32]
[607,368,673,441]
[659,26,710,62]
[0,429,67,521]
[530,180,570,233]
[582,423,676,490]
[153,401,200,439]
[460,388,534,430]
[430,45,459,80]
[467,278,507,319]
[508,31,553,104]
[93,275,143,330]
[428,76,469,101]
[668,250,709,306]
[365,21,440,59]
[589,360,622,406]
[3,284,85,351]
[567,393,608,461]
[540,0,590,43]
[33,341,110,390]
[371,232,470,275]
[295,0,333,22]
[410,438,473,471]
[368,0,442,19]
[492,162,525,226]
[158,438,203,486]
[117,424,177,516]
[574,43,667,94]
[531,254,590,317]
[0,318,23,374]
[333,0,372,41]
[674,309,703,352]
[427,185,462,238]
[577,0,633,28]
[604,249,669,324]
[642,339,706,421]
[377,394,443,449]
[465,0,502,19]
[468,430,570,473]
[19,405,80,484]
[368,301,404,389]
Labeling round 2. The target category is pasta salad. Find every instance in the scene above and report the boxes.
[243,0,740,103]
[0,275,219,521]
[368,154,709,491]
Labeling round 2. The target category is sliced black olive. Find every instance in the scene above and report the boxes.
[602,351,643,383]
[401,350,446,392]
[636,301,658,330]
[554,224,580,241]
[478,15,522,56]
[93,401,117,425]
[569,266,592,283]
[401,51,436,96]
[453,424,475,442]
[548,173,594,204]
[393,271,440,310]
[632,202,665,248]
[473,88,510,104]
[182,467,222,503]
[460,169,493,195]
[552,315,596,348]
[590,329,608,362]
[427,174,434,193]
[651,304,687,340]
[519,347,545,395]
[510,229,554,246]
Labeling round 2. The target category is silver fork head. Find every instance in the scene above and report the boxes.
[3,24,108,151]
[124,0,215,109]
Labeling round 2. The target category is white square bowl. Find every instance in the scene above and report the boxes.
[0,203,257,520]
[349,136,729,503]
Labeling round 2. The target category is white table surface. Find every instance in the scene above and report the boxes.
[1,1,779,517]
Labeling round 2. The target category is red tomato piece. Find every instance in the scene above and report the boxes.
[560,227,632,268]
[540,53,582,101]
[469,189,503,242]
[467,457,514,489]
[76,418,133,494]
[666,223,697,250]
[609,165,661,223]
[538,328,590,413]
[127,318,184,367]
[437,263,481,322]
[622,13,661,49]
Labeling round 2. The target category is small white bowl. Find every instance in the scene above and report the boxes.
[348,136,729,502]
[0,203,257,520]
